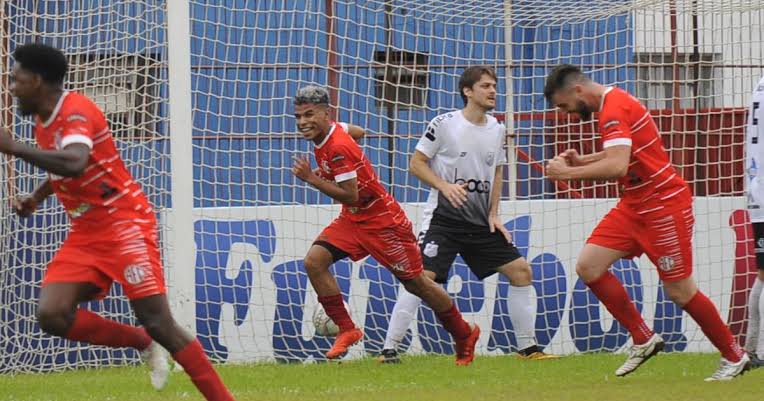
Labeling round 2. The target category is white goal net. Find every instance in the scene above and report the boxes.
[0,0,762,372]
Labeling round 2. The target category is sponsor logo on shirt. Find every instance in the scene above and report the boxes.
[67,203,91,218]
[453,168,491,194]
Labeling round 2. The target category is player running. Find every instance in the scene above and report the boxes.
[1,43,235,400]
[543,64,750,381]
[291,85,480,365]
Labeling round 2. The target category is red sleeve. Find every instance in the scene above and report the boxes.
[326,143,360,183]
[59,106,96,149]
[599,102,633,149]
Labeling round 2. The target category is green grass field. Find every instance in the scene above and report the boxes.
[1,353,761,401]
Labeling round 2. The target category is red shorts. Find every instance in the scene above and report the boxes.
[587,204,695,281]
[315,217,424,281]
[42,220,167,300]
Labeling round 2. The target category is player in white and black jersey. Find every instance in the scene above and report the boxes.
[378,66,557,363]
[745,73,764,368]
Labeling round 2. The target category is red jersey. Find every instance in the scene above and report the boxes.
[599,87,691,215]
[34,92,154,229]
[313,123,406,227]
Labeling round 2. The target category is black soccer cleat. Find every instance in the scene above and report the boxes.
[750,352,764,369]
[377,348,401,364]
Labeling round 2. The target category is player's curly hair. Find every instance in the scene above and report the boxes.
[543,64,587,101]
[294,85,330,106]
[12,43,68,85]
[458,66,497,105]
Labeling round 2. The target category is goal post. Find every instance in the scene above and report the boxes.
[0,0,762,373]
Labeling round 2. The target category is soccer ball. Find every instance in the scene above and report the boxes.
[311,301,350,337]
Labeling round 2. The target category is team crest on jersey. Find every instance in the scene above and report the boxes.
[757,238,764,250]
[423,241,439,258]
[123,264,147,285]
[485,152,495,166]
[658,256,675,271]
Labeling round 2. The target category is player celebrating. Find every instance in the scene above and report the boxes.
[378,66,556,364]
[291,85,480,365]
[2,43,235,400]
[745,73,764,368]
[543,64,750,381]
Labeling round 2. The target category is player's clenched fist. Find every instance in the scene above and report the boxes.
[13,195,37,217]
[559,148,584,166]
[437,181,468,208]
[545,156,571,180]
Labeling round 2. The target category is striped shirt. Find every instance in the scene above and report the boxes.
[599,87,691,215]
[313,122,406,227]
[34,92,154,230]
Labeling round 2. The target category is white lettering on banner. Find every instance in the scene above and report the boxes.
[169,197,745,362]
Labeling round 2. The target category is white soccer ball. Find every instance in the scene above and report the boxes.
[311,300,351,337]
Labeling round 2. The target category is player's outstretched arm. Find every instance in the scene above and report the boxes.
[0,129,89,177]
[546,145,630,181]
[292,155,359,204]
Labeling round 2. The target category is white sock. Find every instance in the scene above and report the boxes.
[757,279,764,360]
[383,286,422,351]
[508,284,537,351]
[745,278,763,353]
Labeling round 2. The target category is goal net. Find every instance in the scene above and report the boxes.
[1,0,762,372]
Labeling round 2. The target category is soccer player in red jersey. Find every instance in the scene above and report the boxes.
[291,85,480,365]
[0,43,235,400]
[543,64,750,380]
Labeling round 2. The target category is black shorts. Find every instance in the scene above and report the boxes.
[753,222,764,270]
[418,225,523,283]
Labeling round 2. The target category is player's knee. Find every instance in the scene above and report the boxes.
[36,307,72,336]
[141,316,173,340]
[575,261,601,282]
[303,254,329,275]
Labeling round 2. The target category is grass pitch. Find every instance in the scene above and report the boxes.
[0,353,761,401]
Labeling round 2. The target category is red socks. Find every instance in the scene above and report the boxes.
[318,294,355,332]
[173,339,235,401]
[586,271,654,344]
[65,308,151,350]
[683,291,744,362]
[435,303,471,340]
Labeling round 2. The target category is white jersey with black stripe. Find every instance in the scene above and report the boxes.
[415,110,507,232]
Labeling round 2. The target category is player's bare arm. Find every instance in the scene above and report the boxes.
[292,155,359,204]
[346,123,365,142]
[0,128,89,177]
[410,149,467,207]
[14,179,53,217]
[559,148,606,166]
[546,145,630,181]
[488,164,512,243]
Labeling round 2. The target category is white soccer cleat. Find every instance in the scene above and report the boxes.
[615,334,664,377]
[704,353,751,382]
[141,341,170,390]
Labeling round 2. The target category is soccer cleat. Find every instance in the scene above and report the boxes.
[615,334,664,377]
[377,348,401,364]
[516,351,561,361]
[704,353,751,381]
[455,323,480,366]
[326,328,363,359]
[140,341,170,390]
